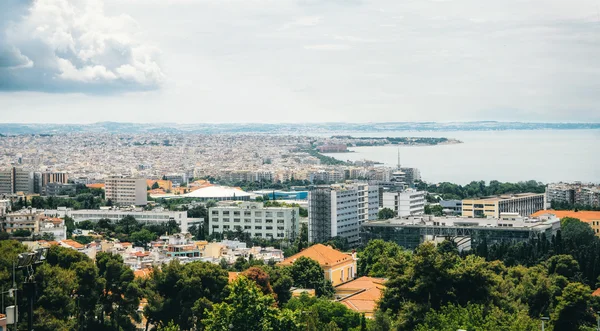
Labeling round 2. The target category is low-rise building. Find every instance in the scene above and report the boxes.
[439,200,462,215]
[462,193,545,218]
[279,244,357,287]
[1,209,39,234]
[44,207,191,232]
[361,213,560,250]
[531,210,600,236]
[336,276,386,318]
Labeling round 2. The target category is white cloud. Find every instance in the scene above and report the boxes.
[0,0,164,92]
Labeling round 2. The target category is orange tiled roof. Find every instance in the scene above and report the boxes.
[86,183,105,189]
[279,244,353,267]
[337,276,387,314]
[531,210,600,223]
[340,287,382,313]
[0,313,5,319]
[228,272,240,283]
[134,269,153,279]
[121,242,132,247]
[61,239,84,249]
[593,288,600,297]
[336,276,387,290]
[133,251,150,258]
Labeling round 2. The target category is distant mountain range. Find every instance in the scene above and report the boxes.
[0,122,598,135]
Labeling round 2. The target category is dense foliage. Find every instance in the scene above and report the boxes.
[359,218,600,330]
[416,180,545,200]
[0,239,348,331]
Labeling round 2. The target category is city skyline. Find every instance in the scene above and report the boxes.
[1,0,599,123]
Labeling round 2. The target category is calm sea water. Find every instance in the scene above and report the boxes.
[322,130,600,185]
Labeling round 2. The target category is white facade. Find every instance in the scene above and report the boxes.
[44,208,190,232]
[383,189,425,217]
[356,183,379,224]
[105,176,147,206]
[330,186,360,243]
[307,183,377,246]
[209,202,300,240]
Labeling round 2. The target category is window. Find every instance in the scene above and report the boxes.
[245,226,251,230]
[233,218,240,223]
[277,220,284,224]
[265,212,273,217]
[255,226,262,230]
[255,211,262,217]
[234,211,240,216]
[277,226,284,230]
[223,225,230,229]
[266,219,273,224]
[244,219,252,223]
[277,233,284,237]
[266,226,273,230]
[223,211,230,215]
[211,211,218,215]
[277,212,284,217]
[341,269,344,280]
[244,211,251,216]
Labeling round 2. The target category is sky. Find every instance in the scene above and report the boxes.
[0,0,599,124]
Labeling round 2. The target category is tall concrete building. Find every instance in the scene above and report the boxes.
[105,176,147,206]
[308,183,378,247]
[0,167,34,194]
[209,202,299,240]
[462,193,545,218]
[382,189,426,217]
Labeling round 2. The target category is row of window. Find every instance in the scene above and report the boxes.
[213,218,286,224]
[211,210,286,217]
[213,225,284,230]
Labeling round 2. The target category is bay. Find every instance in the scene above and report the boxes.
[322,130,600,185]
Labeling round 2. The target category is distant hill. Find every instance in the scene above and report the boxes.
[0,121,598,135]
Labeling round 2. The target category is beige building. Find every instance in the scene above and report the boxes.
[462,193,545,218]
[279,244,357,287]
[105,176,147,206]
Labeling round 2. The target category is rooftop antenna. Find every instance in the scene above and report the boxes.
[397,148,401,170]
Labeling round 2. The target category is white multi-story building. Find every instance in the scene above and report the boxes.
[208,202,299,240]
[105,176,147,206]
[308,183,377,247]
[356,183,379,224]
[44,207,190,232]
[383,189,426,217]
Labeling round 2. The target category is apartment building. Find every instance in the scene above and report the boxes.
[356,183,379,224]
[545,183,600,208]
[1,209,38,234]
[209,202,300,240]
[0,167,34,194]
[462,193,545,218]
[105,176,147,206]
[382,189,426,217]
[308,184,361,246]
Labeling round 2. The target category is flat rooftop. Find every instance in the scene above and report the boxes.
[464,193,544,202]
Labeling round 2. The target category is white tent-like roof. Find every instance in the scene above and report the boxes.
[183,185,252,199]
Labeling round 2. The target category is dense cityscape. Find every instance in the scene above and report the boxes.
[1,0,599,328]
[0,131,599,331]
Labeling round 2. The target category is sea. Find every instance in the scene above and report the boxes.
[321,130,600,185]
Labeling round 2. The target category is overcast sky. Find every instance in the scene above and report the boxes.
[0,0,599,123]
